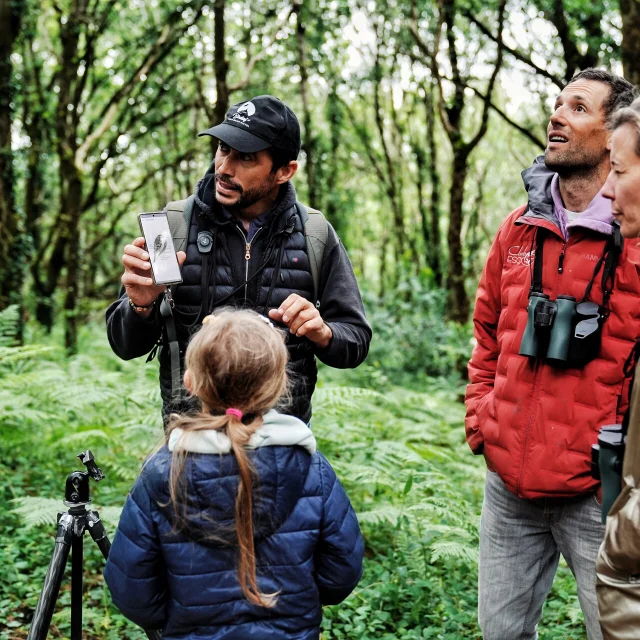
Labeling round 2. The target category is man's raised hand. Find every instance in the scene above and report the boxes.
[121,237,186,316]
[269,294,332,348]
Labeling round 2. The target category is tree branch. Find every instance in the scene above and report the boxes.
[85,149,198,252]
[228,7,294,92]
[465,0,507,153]
[76,2,205,170]
[409,0,451,136]
[463,9,564,88]
[339,96,390,193]
[464,83,545,149]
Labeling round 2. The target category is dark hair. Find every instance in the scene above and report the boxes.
[609,97,640,158]
[567,68,637,120]
[266,146,296,173]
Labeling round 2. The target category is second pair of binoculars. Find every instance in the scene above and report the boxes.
[519,292,599,363]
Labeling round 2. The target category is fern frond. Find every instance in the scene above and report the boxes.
[12,497,124,529]
[357,505,404,524]
[54,429,113,446]
[0,305,20,347]
[429,539,479,563]
[11,498,65,528]
[0,345,57,366]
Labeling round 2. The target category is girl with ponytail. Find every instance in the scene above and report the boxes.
[104,309,364,640]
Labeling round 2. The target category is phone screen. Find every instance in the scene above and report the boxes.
[138,212,183,285]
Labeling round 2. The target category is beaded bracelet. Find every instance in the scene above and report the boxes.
[128,297,157,313]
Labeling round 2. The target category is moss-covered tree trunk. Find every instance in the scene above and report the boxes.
[213,0,229,156]
[294,2,318,207]
[447,148,470,322]
[0,0,26,313]
[620,0,640,86]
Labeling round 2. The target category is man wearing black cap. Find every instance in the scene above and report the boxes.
[106,95,372,424]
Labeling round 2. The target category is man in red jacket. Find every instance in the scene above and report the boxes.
[465,68,638,640]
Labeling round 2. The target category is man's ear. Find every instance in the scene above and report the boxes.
[275,160,298,185]
[184,369,193,395]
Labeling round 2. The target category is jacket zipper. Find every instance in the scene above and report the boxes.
[558,243,566,273]
[517,234,570,496]
[235,226,264,301]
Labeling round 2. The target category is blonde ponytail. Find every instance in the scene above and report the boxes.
[166,309,288,607]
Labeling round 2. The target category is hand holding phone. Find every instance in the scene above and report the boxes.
[120,213,186,314]
[138,212,183,286]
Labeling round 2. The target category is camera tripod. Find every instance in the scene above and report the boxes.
[27,450,161,640]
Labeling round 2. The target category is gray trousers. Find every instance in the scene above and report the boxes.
[479,471,605,640]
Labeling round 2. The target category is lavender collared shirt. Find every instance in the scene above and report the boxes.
[550,173,614,239]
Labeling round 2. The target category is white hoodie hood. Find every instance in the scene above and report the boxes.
[168,409,316,455]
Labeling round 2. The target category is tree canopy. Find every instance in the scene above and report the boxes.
[0,0,637,346]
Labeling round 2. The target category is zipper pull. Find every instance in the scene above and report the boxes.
[245,243,251,261]
[558,246,565,273]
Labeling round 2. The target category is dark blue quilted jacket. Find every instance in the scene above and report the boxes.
[104,433,363,639]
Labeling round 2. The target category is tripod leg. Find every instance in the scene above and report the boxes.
[27,514,73,640]
[86,511,162,640]
[71,533,83,640]
[86,510,111,559]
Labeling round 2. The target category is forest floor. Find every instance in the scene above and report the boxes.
[0,316,588,639]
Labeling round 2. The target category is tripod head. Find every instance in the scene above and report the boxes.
[63,450,105,507]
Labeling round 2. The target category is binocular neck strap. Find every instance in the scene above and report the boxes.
[582,228,622,312]
[530,228,545,294]
[532,225,621,310]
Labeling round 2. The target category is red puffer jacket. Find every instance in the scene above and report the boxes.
[465,201,640,499]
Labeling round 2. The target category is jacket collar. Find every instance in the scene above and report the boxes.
[193,162,298,231]
[519,155,614,238]
[168,409,316,455]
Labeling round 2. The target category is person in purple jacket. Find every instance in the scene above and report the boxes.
[104,308,364,640]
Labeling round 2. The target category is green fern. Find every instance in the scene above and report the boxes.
[11,497,123,528]
[430,539,479,563]
[0,305,20,347]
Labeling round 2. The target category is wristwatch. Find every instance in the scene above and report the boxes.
[128,297,157,314]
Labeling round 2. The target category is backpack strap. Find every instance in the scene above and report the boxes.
[160,195,195,404]
[165,195,194,254]
[296,201,329,305]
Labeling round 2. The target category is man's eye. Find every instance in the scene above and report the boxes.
[576,105,586,113]
[241,154,253,161]
[218,142,229,152]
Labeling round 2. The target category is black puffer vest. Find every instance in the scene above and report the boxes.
[158,177,317,423]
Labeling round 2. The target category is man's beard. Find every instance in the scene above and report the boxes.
[544,146,607,179]
[214,173,277,211]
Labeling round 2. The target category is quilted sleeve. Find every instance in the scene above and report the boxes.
[103,474,167,630]
[464,214,511,454]
[314,454,364,605]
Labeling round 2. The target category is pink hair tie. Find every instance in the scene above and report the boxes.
[226,408,243,420]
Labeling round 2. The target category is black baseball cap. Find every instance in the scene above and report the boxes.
[198,95,301,158]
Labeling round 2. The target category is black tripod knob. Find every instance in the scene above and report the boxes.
[65,471,90,505]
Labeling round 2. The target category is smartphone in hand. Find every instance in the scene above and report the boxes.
[138,212,183,285]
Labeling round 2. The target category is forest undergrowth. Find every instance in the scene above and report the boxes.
[0,303,588,639]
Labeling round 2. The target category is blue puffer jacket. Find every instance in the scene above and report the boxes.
[103,411,364,639]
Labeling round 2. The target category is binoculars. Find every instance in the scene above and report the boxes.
[591,424,625,523]
[520,293,576,362]
[520,293,601,364]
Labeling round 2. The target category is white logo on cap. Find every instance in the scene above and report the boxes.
[229,101,256,128]
[236,101,256,116]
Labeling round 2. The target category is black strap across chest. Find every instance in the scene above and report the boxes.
[530,225,623,312]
